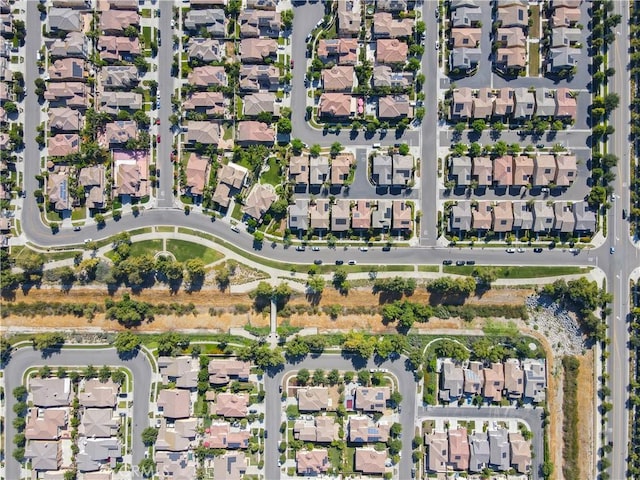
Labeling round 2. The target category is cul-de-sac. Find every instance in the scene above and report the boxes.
[0,0,638,479]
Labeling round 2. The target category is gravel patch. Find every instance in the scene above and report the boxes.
[526,294,586,356]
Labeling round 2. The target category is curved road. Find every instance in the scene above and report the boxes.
[3,347,152,480]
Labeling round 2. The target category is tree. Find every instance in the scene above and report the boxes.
[357,370,371,386]
[156,332,190,356]
[312,369,325,386]
[291,138,304,154]
[471,119,486,133]
[0,337,11,363]
[105,294,153,327]
[281,9,294,29]
[142,427,159,446]
[310,144,321,157]
[468,142,482,157]
[114,331,141,355]
[253,230,264,244]
[332,268,348,290]
[343,331,376,358]
[33,333,64,351]
[434,339,469,361]
[307,275,325,294]
[16,252,44,275]
[454,122,466,133]
[94,213,106,226]
[138,458,156,478]
[603,92,620,113]
[277,117,292,134]
[13,385,27,401]
[330,142,343,156]
[398,144,410,155]
[390,422,402,437]
[389,391,402,408]
[184,258,206,281]
[98,365,111,382]
[327,369,340,385]
[111,370,126,385]
[285,336,310,358]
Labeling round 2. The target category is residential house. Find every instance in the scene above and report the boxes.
[504,358,524,399]
[103,120,137,146]
[310,199,331,230]
[473,156,492,186]
[48,8,83,32]
[372,65,413,88]
[289,155,309,186]
[495,46,527,71]
[48,133,79,157]
[156,452,197,480]
[157,389,191,419]
[47,171,70,211]
[496,27,526,48]
[184,9,226,37]
[76,438,121,472]
[469,432,491,472]
[337,0,361,36]
[331,153,354,185]
[25,409,67,441]
[185,121,221,145]
[187,66,228,88]
[240,64,279,91]
[322,65,355,92]
[513,155,534,185]
[331,199,351,232]
[377,0,407,11]
[80,408,119,438]
[243,92,278,116]
[309,156,330,185]
[78,379,118,408]
[488,428,510,471]
[239,38,277,63]
[48,58,86,81]
[45,82,90,109]
[207,359,250,385]
[349,416,390,443]
[439,359,463,402]
[497,1,528,28]
[450,156,472,186]
[451,6,482,28]
[187,38,225,62]
[183,91,226,116]
[449,428,470,470]
[100,65,138,89]
[294,416,339,443]
[104,0,138,9]
[373,12,414,38]
[450,201,472,232]
[535,88,557,117]
[0,13,11,38]
[473,88,494,118]
[450,27,481,48]
[236,121,274,144]
[451,87,473,119]
[378,94,411,119]
[246,0,277,9]
[494,87,515,117]
[426,431,448,472]
[238,9,281,37]
[372,154,392,186]
[533,154,556,186]
[155,418,198,451]
[547,47,581,73]
[573,201,596,233]
[158,356,199,390]
[297,449,330,476]
[450,47,482,71]
[100,9,139,35]
[393,154,413,186]
[509,432,532,473]
[211,162,247,208]
[472,201,493,231]
[242,184,277,220]
[49,31,90,58]
[523,358,546,402]
[493,155,513,187]
[318,93,355,118]
[555,87,577,120]
[99,91,142,114]
[533,201,554,232]
[372,200,392,230]
[555,154,577,186]
[392,200,412,231]
[297,387,330,412]
[514,88,535,118]
[355,449,387,475]
[376,39,408,63]
[553,201,575,232]
[551,0,582,7]
[483,362,505,401]
[185,153,210,197]
[97,36,141,61]
[288,199,309,231]
[463,361,484,395]
[551,6,581,28]
[25,441,61,471]
[113,150,149,198]
[552,26,581,48]
[212,393,249,418]
[351,200,372,230]
[213,452,248,480]
[317,39,358,65]
[78,165,105,209]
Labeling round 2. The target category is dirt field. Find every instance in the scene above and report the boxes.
[576,350,595,477]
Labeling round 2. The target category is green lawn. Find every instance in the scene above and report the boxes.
[223,125,234,140]
[105,240,162,261]
[157,226,175,233]
[529,5,540,39]
[142,26,152,49]
[260,157,282,186]
[166,239,224,264]
[417,265,439,272]
[11,246,78,262]
[328,447,342,470]
[71,208,86,221]
[443,265,590,278]
[231,203,244,221]
[529,43,540,77]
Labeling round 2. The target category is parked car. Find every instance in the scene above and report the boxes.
[359,246,369,252]
[443,260,453,265]
[335,260,344,265]
[311,246,320,251]
[231,225,240,233]
[455,260,465,266]
[348,260,357,265]
[506,248,516,253]
[156,135,161,143]
[533,248,543,253]
[610,247,615,254]
[623,209,627,219]
[73,226,81,232]
[382,246,391,252]
[296,245,306,251]
[435,9,439,18]
[466,260,475,265]
[313,259,323,265]
[435,41,440,50]
[517,248,525,253]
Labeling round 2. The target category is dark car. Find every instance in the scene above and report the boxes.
[313,259,322,265]
[623,209,627,219]
[335,260,344,265]
[382,246,391,252]
[443,260,453,265]
[533,247,543,253]
[456,260,465,266]
[466,260,476,265]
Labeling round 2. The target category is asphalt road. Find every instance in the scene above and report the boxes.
[3,347,152,480]
[264,354,418,480]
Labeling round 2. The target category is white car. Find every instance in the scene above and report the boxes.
[517,248,525,253]
[359,247,369,252]
[506,248,515,253]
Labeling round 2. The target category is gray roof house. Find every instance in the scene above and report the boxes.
[512,201,534,230]
[551,27,581,48]
[187,38,225,62]
[463,361,483,395]
[450,47,482,71]
[449,201,472,232]
[100,65,138,89]
[450,156,472,186]
[547,47,581,73]
[392,154,413,186]
[535,88,557,117]
[372,200,392,230]
[77,438,121,472]
[373,65,413,88]
[31,378,72,407]
[100,91,142,114]
[239,9,281,37]
[372,154,392,186]
[288,199,309,231]
[25,441,61,471]
[451,6,482,28]
[514,88,535,119]
[309,156,329,185]
[439,359,464,402]
[523,358,546,402]
[377,0,408,11]
[573,201,596,232]
[243,92,277,116]
[533,202,554,232]
[184,9,226,37]
[469,432,490,472]
[553,201,575,233]
[48,31,89,58]
[488,429,510,471]
[48,8,83,32]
